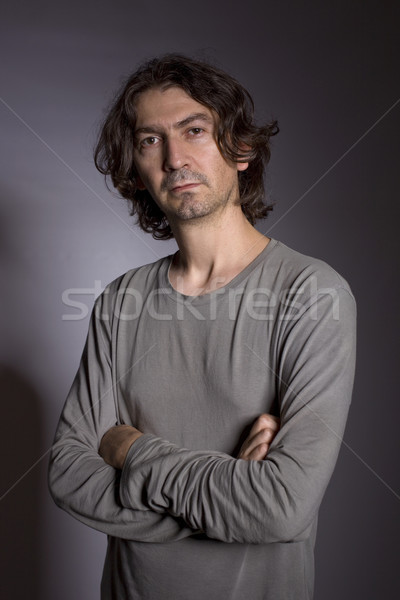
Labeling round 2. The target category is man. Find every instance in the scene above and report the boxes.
[49,54,356,599]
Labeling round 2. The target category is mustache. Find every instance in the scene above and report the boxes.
[161,169,209,191]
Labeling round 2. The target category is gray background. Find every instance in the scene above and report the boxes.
[1,1,399,598]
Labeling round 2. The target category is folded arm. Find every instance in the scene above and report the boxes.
[48,288,196,543]
[99,413,280,469]
[117,288,356,544]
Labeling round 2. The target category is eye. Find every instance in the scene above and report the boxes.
[140,136,160,148]
[188,127,204,136]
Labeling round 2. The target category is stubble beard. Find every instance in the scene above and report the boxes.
[172,182,237,224]
[174,191,217,221]
[158,167,240,226]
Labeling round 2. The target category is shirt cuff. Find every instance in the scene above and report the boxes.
[119,433,171,509]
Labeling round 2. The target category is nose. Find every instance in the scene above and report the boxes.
[163,137,189,171]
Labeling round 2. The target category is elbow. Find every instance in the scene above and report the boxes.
[220,498,315,544]
[256,464,318,543]
[242,510,315,544]
[47,453,61,507]
[249,487,317,544]
[217,508,314,545]
[215,462,318,544]
[267,513,314,543]
[47,446,68,510]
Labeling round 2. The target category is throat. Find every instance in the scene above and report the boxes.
[168,236,270,296]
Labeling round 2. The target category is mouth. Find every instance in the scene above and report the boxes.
[170,182,201,192]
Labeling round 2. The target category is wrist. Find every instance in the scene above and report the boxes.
[119,431,143,469]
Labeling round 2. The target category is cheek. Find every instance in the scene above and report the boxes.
[212,159,240,186]
[134,163,160,192]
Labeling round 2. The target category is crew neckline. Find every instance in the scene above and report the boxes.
[162,238,279,305]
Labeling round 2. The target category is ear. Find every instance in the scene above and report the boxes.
[236,141,251,172]
[236,161,249,172]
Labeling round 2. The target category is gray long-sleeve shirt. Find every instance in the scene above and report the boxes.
[49,238,357,599]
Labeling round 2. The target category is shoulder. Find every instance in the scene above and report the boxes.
[94,254,173,316]
[266,239,355,299]
[260,240,356,329]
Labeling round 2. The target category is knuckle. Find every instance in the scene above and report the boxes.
[258,442,269,456]
[259,414,278,426]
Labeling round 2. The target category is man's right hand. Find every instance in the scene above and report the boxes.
[99,425,143,470]
[237,414,280,461]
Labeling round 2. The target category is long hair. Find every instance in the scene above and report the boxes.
[94,54,279,240]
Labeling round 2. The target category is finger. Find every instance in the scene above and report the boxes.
[238,428,276,459]
[256,414,280,432]
[240,442,270,461]
[246,414,280,441]
[236,414,281,460]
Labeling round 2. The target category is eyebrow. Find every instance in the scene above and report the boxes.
[134,112,213,136]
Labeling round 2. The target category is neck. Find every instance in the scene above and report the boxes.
[168,205,270,295]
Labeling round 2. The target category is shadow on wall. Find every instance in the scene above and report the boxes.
[0,366,43,600]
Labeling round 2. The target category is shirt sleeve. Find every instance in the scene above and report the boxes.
[119,286,357,544]
[48,284,196,543]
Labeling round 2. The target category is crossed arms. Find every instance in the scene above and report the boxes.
[99,413,280,469]
[48,282,356,544]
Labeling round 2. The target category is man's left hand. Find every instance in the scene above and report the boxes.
[99,425,143,469]
[237,414,280,461]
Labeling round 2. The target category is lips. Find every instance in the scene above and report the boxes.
[170,182,201,192]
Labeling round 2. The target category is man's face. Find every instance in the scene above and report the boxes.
[132,86,248,225]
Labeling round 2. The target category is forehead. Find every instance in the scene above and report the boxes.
[134,86,214,129]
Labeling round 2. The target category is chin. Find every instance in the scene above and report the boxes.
[174,195,213,221]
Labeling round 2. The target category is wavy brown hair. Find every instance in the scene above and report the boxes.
[94,54,279,240]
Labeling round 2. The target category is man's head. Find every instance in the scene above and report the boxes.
[94,54,278,239]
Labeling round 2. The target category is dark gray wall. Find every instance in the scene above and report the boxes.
[1,1,399,598]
